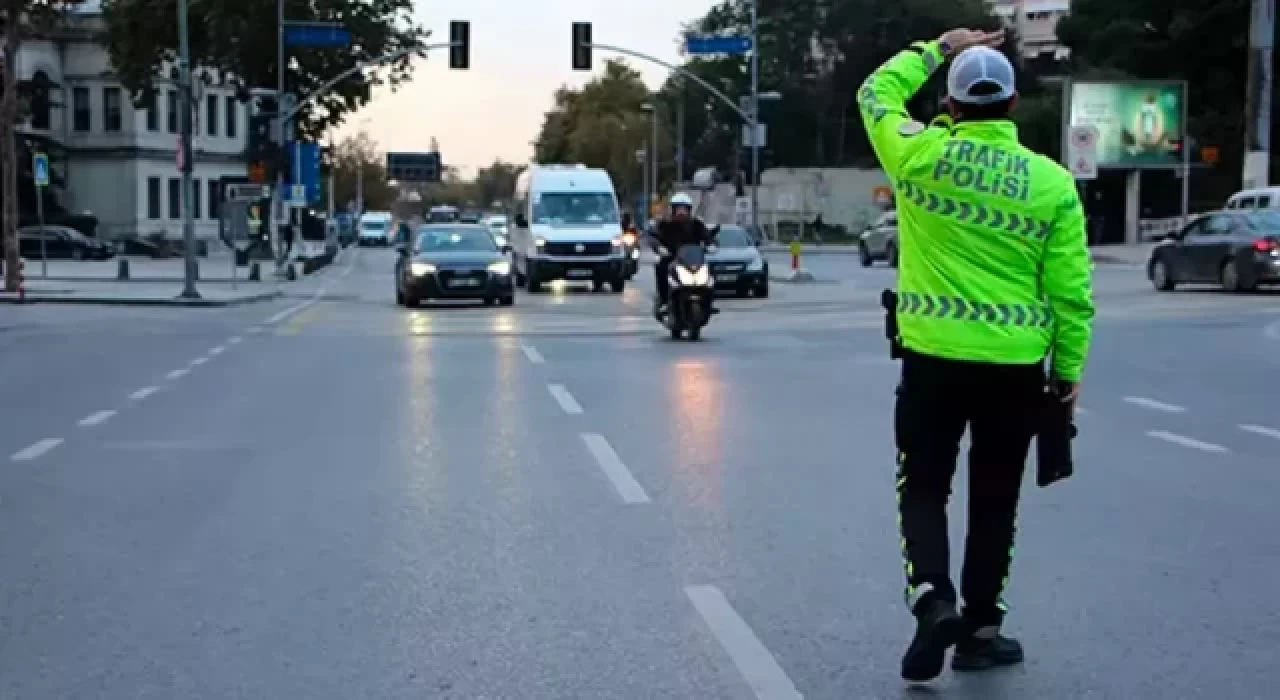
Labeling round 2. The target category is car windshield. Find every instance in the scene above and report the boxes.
[1238,211,1280,230]
[533,193,619,225]
[415,227,496,252]
[715,227,752,247]
[361,221,386,230]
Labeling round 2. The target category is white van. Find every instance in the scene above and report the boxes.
[510,165,627,292]
[357,211,393,246]
[1225,187,1280,211]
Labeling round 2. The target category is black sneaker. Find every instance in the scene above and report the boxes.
[951,630,1024,671]
[901,599,965,682]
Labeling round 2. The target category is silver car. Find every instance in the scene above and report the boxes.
[859,211,898,267]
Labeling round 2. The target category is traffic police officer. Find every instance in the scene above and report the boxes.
[857,28,1095,682]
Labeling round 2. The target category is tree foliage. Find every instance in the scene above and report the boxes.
[329,132,397,212]
[100,0,429,140]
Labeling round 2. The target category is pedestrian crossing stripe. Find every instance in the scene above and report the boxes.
[898,181,1051,240]
[896,291,1053,327]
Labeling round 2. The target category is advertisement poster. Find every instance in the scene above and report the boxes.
[1068,81,1185,168]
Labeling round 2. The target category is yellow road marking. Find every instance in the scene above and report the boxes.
[278,304,328,335]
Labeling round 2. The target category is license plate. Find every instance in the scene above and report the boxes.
[716,274,738,282]
[566,269,593,278]
[447,278,481,287]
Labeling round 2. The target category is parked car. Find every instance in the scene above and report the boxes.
[16,225,114,260]
[1147,209,1280,292]
[859,211,898,267]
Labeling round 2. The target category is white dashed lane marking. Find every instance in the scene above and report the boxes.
[11,438,63,461]
[521,344,545,364]
[685,585,802,700]
[548,384,583,414]
[581,433,649,504]
[129,386,159,400]
[166,368,188,380]
[78,410,116,427]
[1123,396,1185,413]
[1147,430,1227,453]
[1240,424,1280,440]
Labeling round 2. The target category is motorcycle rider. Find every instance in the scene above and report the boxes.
[652,192,714,314]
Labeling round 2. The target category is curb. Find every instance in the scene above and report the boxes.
[0,290,283,307]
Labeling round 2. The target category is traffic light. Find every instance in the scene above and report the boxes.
[449,21,470,69]
[572,22,591,71]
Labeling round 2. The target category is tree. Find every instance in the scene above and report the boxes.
[99,0,429,141]
[472,161,524,207]
[330,132,396,212]
[532,59,673,208]
[2,0,82,291]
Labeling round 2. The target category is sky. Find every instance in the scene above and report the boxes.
[333,0,721,177]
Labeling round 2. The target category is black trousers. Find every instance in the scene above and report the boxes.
[894,349,1043,628]
[654,256,672,303]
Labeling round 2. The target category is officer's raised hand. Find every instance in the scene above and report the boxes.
[937,27,1005,55]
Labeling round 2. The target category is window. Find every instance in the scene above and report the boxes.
[167,90,178,132]
[1237,197,1256,209]
[206,94,218,136]
[208,180,222,219]
[72,86,90,131]
[147,177,161,219]
[224,96,237,138]
[103,86,122,131]
[532,193,619,225]
[168,177,181,218]
[29,71,51,129]
[1202,215,1232,235]
[1259,196,1272,209]
[192,178,201,219]
[146,91,158,130]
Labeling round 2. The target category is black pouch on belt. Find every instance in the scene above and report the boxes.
[1036,380,1077,487]
[880,289,902,359]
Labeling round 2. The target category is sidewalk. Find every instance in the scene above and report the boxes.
[0,278,283,306]
[18,254,264,283]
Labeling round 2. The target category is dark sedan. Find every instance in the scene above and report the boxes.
[16,225,114,260]
[707,225,769,297]
[1148,210,1280,292]
[395,224,515,307]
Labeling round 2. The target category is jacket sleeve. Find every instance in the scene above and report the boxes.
[1041,184,1095,382]
[857,40,946,176]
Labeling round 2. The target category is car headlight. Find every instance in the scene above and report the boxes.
[535,237,546,247]
[409,261,435,276]
[487,260,511,275]
[676,265,711,285]
[621,232,637,246]
[746,255,764,271]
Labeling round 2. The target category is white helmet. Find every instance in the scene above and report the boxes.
[670,192,694,209]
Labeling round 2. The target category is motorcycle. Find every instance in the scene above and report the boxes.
[655,240,718,341]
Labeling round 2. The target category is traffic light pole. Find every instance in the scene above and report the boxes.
[585,43,755,124]
[176,0,199,299]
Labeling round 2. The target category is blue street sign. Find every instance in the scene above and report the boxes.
[287,141,322,203]
[684,35,752,55]
[283,24,352,48]
[32,153,49,187]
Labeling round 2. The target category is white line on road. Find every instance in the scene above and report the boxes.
[228,336,242,344]
[166,368,188,380]
[685,585,803,700]
[581,433,649,504]
[548,384,583,414]
[521,344,544,364]
[265,305,303,324]
[11,438,63,461]
[190,356,208,366]
[248,327,263,334]
[1123,396,1185,413]
[1147,430,1228,453]
[78,410,116,427]
[209,345,224,355]
[129,386,159,400]
[1240,424,1280,440]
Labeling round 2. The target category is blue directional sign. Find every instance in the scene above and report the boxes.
[283,24,352,48]
[287,141,322,203]
[684,35,752,55]
[32,152,49,187]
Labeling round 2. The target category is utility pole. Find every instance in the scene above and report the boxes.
[749,0,760,234]
[1244,0,1274,189]
[176,0,199,298]
[676,81,685,183]
[275,0,286,265]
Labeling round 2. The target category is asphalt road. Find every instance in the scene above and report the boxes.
[0,248,1277,698]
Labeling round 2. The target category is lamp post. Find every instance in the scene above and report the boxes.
[642,102,657,219]
[176,0,198,298]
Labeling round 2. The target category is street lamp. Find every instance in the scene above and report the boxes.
[641,102,657,222]
[176,0,198,298]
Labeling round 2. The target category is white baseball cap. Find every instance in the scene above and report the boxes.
[946,46,1016,105]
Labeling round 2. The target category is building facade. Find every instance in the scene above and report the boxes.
[15,1,248,243]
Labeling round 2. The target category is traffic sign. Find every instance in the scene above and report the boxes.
[386,151,441,182]
[226,183,271,201]
[290,184,307,205]
[283,24,351,48]
[32,153,49,187]
[1067,125,1099,180]
[287,141,322,202]
[684,35,752,55]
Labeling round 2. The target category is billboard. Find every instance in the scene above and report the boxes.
[1066,81,1187,168]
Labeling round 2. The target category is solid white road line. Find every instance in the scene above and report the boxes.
[11,438,63,461]
[129,386,159,400]
[521,344,545,364]
[581,433,649,504]
[1147,430,1228,453]
[548,384,583,414]
[209,345,224,355]
[1123,396,1185,413]
[166,368,188,380]
[190,356,208,366]
[228,336,242,344]
[78,410,116,427]
[684,585,803,700]
[1240,424,1280,440]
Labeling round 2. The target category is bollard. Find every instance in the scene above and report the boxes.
[285,263,297,281]
[17,260,24,301]
[248,262,261,281]
[117,257,130,280]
